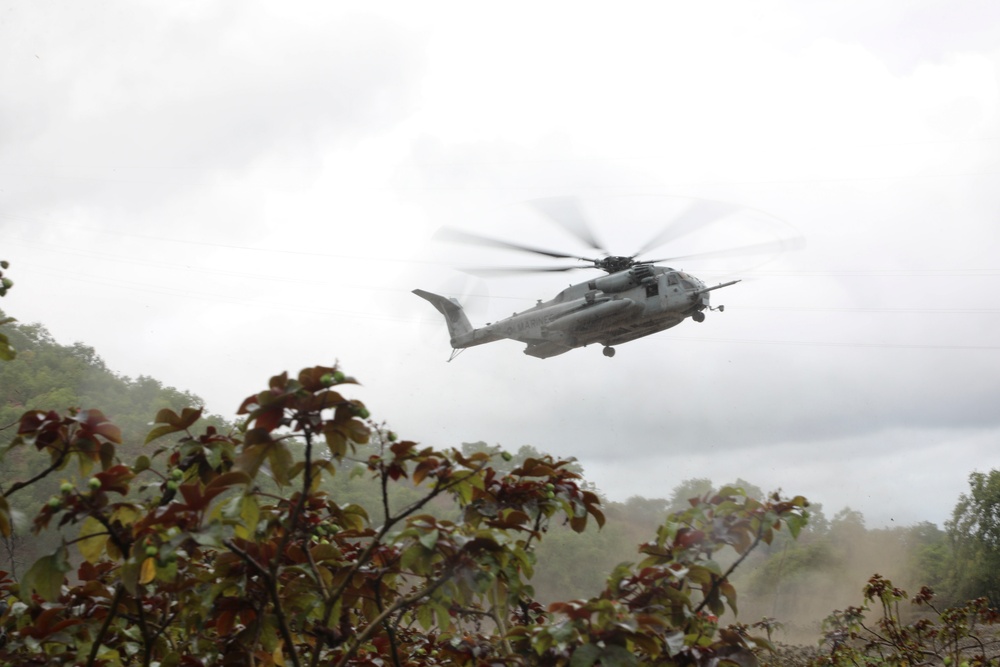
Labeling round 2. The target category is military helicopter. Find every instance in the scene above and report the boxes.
[414,197,793,360]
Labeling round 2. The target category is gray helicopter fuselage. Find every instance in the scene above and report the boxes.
[446,265,717,358]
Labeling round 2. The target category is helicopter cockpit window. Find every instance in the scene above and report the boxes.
[680,279,697,290]
[667,274,679,286]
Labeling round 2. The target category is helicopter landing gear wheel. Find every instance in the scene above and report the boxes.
[692,311,706,323]
[603,346,616,357]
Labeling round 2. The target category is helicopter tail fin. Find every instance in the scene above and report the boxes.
[413,289,474,343]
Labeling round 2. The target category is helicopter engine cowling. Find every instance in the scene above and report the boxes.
[587,264,654,293]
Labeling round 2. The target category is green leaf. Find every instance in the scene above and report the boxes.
[435,601,452,631]
[0,331,14,361]
[570,644,601,667]
[747,635,776,652]
[268,442,293,486]
[145,423,181,445]
[419,528,439,550]
[235,494,260,540]
[22,545,71,601]
[598,645,638,667]
[416,602,434,630]
[79,516,108,563]
[236,444,268,479]
[786,512,808,538]
[720,579,739,616]
[323,423,348,459]
[400,544,424,574]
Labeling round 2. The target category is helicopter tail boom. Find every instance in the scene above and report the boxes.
[413,289,475,346]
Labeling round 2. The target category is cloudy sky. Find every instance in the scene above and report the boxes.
[3,1,999,527]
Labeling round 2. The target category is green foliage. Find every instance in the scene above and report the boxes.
[0,318,224,444]
[515,487,809,664]
[811,575,1000,667]
[945,470,1000,605]
[0,363,810,666]
[0,261,14,361]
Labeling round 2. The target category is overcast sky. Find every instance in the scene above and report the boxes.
[3,1,999,528]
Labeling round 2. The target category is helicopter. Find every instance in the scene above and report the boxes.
[414,197,792,360]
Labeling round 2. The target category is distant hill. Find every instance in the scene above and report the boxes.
[0,311,228,444]
[0,312,231,571]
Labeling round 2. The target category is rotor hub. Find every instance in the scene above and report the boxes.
[595,256,636,273]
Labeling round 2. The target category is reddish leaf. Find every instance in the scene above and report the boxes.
[253,405,285,432]
[95,464,135,495]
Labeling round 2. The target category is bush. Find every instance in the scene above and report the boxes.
[0,364,809,666]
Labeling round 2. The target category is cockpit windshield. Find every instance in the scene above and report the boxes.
[676,272,700,290]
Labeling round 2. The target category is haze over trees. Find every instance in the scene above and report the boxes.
[1,272,1000,665]
[0,312,229,574]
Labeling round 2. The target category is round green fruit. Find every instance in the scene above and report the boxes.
[354,406,370,419]
[333,370,346,383]
[60,482,74,494]
[170,468,184,481]
[500,451,513,461]
[88,477,102,490]
[145,545,159,558]
[47,497,62,510]
[320,373,334,387]
[1,278,12,289]
[166,480,179,492]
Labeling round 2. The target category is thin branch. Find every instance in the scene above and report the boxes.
[135,592,155,667]
[371,573,403,667]
[334,572,454,667]
[489,583,513,656]
[225,539,303,667]
[312,458,490,664]
[327,460,488,606]
[274,420,315,569]
[693,525,765,616]
[5,442,71,497]
[86,583,126,667]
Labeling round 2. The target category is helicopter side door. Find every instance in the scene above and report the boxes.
[641,272,672,315]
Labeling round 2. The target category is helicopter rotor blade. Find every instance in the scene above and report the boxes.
[435,226,594,261]
[461,264,589,277]
[633,199,742,257]
[646,235,806,264]
[527,197,606,252]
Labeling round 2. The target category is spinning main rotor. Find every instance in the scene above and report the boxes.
[437,196,799,275]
